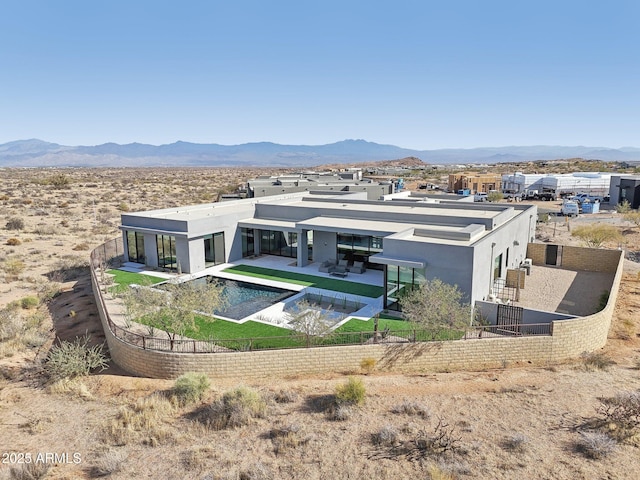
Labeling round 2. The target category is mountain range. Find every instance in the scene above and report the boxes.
[1,139,639,167]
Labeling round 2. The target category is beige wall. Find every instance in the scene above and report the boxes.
[92,244,624,379]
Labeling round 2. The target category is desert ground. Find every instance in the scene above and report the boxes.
[1,167,640,480]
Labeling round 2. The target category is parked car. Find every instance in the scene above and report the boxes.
[474,192,488,202]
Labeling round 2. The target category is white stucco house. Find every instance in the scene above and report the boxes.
[119,191,537,311]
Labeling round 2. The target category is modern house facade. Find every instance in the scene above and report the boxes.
[120,192,537,309]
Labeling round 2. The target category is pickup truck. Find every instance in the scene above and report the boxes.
[571,193,603,204]
[560,200,579,217]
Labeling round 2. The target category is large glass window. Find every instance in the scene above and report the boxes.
[336,233,384,270]
[257,230,298,258]
[204,232,225,267]
[126,231,146,264]
[384,265,427,311]
[242,228,255,258]
[157,234,177,271]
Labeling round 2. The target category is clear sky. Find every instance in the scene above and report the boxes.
[1,1,638,149]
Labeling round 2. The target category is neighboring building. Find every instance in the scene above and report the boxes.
[120,191,537,310]
[609,175,640,208]
[448,173,502,194]
[502,172,612,197]
[245,172,394,200]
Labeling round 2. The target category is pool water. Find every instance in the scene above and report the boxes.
[163,276,295,320]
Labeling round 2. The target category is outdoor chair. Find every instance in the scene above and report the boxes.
[350,261,366,274]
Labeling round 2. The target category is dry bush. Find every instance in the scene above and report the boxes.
[44,335,108,380]
[203,386,267,430]
[272,388,299,404]
[5,217,25,230]
[102,395,174,446]
[3,257,26,278]
[6,237,21,246]
[360,357,376,374]
[72,242,90,251]
[0,306,22,342]
[615,316,636,340]
[501,433,528,452]
[391,400,431,419]
[371,425,399,446]
[90,449,127,477]
[171,372,210,406]
[576,432,617,459]
[8,462,51,480]
[581,351,616,371]
[597,390,640,431]
[47,378,94,400]
[269,423,308,454]
[328,404,353,422]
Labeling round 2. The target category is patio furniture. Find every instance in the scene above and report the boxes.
[350,261,366,274]
[318,259,337,273]
[330,270,348,278]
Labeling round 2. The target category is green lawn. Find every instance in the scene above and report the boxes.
[223,264,384,298]
[107,269,164,293]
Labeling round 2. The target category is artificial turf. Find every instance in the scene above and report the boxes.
[223,264,384,298]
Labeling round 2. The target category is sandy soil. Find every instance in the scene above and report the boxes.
[1,169,639,479]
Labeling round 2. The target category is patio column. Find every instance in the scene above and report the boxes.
[297,229,309,267]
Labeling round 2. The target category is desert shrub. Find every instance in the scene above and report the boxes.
[329,404,353,421]
[597,390,640,430]
[407,418,462,459]
[49,173,70,189]
[5,217,25,230]
[90,449,127,477]
[117,202,130,212]
[391,400,431,419]
[272,388,299,404]
[0,307,22,342]
[576,432,617,459]
[335,377,366,406]
[44,335,109,380]
[20,296,39,310]
[3,257,26,277]
[571,223,623,248]
[172,372,210,406]
[581,351,616,371]
[9,462,51,480]
[615,199,631,214]
[487,191,504,202]
[6,237,21,246]
[269,423,308,453]
[206,386,267,429]
[37,281,62,303]
[360,357,376,374]
[502,433,528,452]
[72,242,90,251]
[237,461,273,480]
[102,395,174,446]
[371,425,399,446]
[48,378,94,400]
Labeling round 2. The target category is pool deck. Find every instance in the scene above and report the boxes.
[122,256,385,327]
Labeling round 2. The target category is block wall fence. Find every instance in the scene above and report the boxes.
[91,243,624,379]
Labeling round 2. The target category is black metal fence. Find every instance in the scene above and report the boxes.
[91,238,552,354]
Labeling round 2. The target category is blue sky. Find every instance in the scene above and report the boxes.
[1,1,638,149]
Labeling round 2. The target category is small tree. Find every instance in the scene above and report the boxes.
[121,279,226,349]
[571,223,623,248]
[285,299,334,346]
[399,278,470,339]
[487,191,504,202]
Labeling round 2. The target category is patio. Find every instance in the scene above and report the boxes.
[511,264,615,317]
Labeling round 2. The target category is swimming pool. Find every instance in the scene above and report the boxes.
[158,276,296,320]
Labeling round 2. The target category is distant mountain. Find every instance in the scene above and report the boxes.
[0,139,638,167]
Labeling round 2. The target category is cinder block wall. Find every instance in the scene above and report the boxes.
[91,246,624,379]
